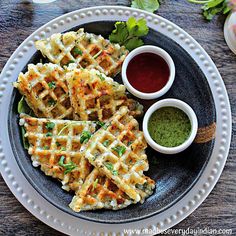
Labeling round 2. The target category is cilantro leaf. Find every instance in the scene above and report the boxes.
[45,122,55,130]
[58,156,76,174]
[46,132,53,137]
[188,0,231,20]
[48,81,56,89]
[48,99,56,107]
[72,47,83,57]
[109,22,129,44]
[112,146,126,157]
[131,0,160,13]
[124,37,144,51]
[80,131,92,144]
[109,17,149,51]
[104,162,113,171]
[102,140,110,147]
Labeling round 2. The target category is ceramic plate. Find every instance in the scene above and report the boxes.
[0,6,231,235]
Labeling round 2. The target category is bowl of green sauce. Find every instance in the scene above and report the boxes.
[143,99,198,154]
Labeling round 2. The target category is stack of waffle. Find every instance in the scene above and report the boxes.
[15,29,155,212]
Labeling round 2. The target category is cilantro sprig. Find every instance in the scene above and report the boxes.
[131,0,160,13]
[59,156,76,174]
[188,0,231,20]
[109,17,149,51]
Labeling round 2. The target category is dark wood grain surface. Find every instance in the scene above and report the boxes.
[0,0,235,235]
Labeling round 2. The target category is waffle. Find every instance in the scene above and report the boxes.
[19,113,96,192]
[69,168,133,211]
[35,28,129,77]
[14,63,74,120]
[83,106,155,202]
[67,68,143,121]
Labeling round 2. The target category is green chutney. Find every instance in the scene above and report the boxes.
[148,107,191,147]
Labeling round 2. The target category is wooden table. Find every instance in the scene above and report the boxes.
[0,0,235,235]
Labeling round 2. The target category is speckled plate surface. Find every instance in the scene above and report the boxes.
[0,6,232,235]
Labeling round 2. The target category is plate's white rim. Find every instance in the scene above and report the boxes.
[0,6,232,235]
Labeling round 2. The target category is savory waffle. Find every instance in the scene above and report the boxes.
[35,28,128,77]
[14,63,74,120]
[67,68,143,121]
[83,106,155,202]
[69,168,133,211]
[19,113,96,192]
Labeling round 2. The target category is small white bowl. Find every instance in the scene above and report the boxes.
[143,99,198,154]
[121,45,175,100]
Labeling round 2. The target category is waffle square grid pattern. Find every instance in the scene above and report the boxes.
[35,28,129,77]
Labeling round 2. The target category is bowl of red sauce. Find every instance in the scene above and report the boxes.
[122,45,175,99]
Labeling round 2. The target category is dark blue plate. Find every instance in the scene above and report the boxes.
[8,21,216,223]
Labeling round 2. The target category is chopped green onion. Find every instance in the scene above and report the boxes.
[93,50,102,59]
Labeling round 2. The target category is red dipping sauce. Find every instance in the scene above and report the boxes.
[126,53,170,93]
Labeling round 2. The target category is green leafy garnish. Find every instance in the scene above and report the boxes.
[72,47,83,57]
[104,162,114,171]
[131,0,160,13]
[93,178,99,190]
[102,140,110,147]
[58,156,76,174]
[21,127,29,150]
[43,145,49,150]
[45,122,55,130]
[112,146,126,157]
[127,141,133,146]
[96,121,109,130]
[104,162,119,176]
[48,99,56,106]
[112,170,118,176]
[188,0,231,20]
[46,132,53,137]
[109,17,149,51]
[18,96,32,114]
[48,81,56,89]
[80,131,92,144]
[56,141,61,147]
[65,60,75,66]
[60,147,66,151]
[97,73,105,81]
